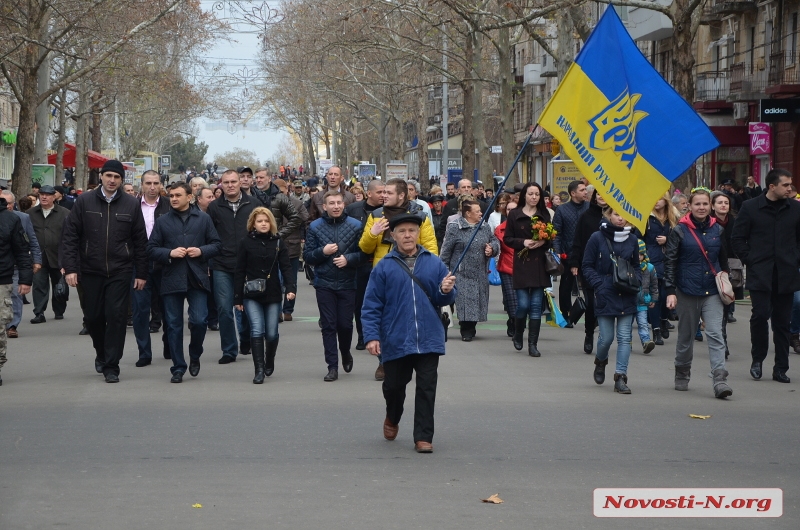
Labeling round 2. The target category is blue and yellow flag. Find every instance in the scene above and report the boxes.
[539,7,719,231]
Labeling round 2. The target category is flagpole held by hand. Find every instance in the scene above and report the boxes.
[450,130,534,274]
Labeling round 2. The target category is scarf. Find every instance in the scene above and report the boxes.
[600,220,631,242]
[382,200,411,223]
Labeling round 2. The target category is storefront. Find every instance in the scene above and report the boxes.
[698,124,749,188]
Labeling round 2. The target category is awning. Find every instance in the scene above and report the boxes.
[47,143,110,169]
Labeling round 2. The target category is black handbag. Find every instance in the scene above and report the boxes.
[604,238,641,295]
[545,249,564,276]
[243,240,280,298]
[53,275,69,303]
[569,283,587,325]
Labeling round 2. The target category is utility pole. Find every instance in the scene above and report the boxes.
[114,99,121,159]
[441,35,449,178]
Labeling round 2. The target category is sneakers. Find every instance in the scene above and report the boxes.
[642,340,655,354]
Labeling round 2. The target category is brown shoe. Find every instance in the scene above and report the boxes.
[374,363,385,381]
[414,441,433,453]
[383,417,398,440]
[7,326,18,338]
[283,313,293,322]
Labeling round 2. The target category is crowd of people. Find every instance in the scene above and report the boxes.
[1,161,798,453]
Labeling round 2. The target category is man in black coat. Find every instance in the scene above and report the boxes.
[60,160,148,383]
[206,169,263,363]
[28,186,70,324]
[731,168,800,383]
[148,182,221,383]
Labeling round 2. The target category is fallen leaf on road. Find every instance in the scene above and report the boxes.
[192,503,203,508]
[482,494,504,504]
[688,414,711,420]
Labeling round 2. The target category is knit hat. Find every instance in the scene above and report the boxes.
[638,239,650,269]
[100,160,126,178]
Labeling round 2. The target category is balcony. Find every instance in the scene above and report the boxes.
[766,50,800,94]
[696,71,730,101]
[728,62,768,100]
[711,1,757,16]
[626,0,673,41]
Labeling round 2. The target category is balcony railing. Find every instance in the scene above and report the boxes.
[696,71,730,100]
[729,62,768,96]
[769,51,800,85]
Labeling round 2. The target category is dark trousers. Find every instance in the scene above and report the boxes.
[162,289,208,374]
[647,278,667,328]
[282,257,300,314]
[207,272,218,327]
[149,277,163,327]
[131,267,166,361]
[32,265,67,317]
[583,285,597,335]
[353,265,372,342]
[315,287,355,370]
[383,353,440,443]
[559,270,575,319]
[82,272,131,376]
[750,288,792,373]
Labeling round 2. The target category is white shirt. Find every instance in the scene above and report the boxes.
[42,206,54,218]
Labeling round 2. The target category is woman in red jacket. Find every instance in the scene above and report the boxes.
[494,198,518,338]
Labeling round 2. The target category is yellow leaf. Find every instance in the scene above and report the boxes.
[192,503,203,508]
[482,494,504,504]
[688,414,711,420]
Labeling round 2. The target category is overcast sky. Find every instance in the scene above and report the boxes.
[195,1,284,164]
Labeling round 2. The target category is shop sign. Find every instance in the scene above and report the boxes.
[760,99,800,122]
[748,122,771,155]
[1,129,17,145]
[551,160,583,195]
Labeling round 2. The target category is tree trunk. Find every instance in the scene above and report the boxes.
[55,88,67,178]
[303,117,317,177]
[472,33,492,183]
[379,110,389,177]
[91,89,104,152]
[417,88,430,193]
[34,53,51,164]
[556,15,573,81]
[75,83,90,190]
[497,9,516,185]
[462,32,475,182]
[10,68,39,198]
[670,6,698,193]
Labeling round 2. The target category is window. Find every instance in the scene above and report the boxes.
[749,26,756,72]
[790,13,798,64]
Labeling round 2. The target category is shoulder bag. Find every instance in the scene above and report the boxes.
[604,238,641,295]
[727,258,744,289]
[392,257,451,342]
[244,239,280,298]
[569,281,587,325]
[545,249,564,276]
[685,227,735,305]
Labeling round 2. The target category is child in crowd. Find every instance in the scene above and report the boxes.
[637,240,659,354]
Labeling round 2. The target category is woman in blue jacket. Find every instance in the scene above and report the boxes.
[663,188,732,399]
[582,208,641,394]
[643,192,678,344]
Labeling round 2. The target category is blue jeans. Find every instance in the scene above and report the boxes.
[282,257,300,314]
[162,289,208,374]
[7,269,21,329]
[636,309,651,343]
[244,299,281,342]
[596,314,634,374]
[212,270,249,358]
[131,267,163,361]
[515,287,544,320]
[791,289,800,335]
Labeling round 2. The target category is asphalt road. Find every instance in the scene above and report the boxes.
[1,285,798,529]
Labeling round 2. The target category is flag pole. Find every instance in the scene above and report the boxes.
[450,130,534,274]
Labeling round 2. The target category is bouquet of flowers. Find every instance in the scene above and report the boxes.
[518,216,557,259]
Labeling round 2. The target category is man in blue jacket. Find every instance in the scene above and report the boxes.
[362,214,456,453]
[303,191,366,382]
[148,183,221,383]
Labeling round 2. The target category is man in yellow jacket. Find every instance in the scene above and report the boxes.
[359,178,438,268]
[359,178,438,382]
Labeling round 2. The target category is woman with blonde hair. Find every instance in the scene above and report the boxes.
[643,191,678,345]
[234,207,295,384]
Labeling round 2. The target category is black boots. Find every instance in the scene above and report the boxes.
[653,328,664,346]
[265,338,278,377]
[791,333,800,354]
[506,317,515,338]
[528,319,541,357]
[584,333,594,354]
[593,358,608,384]
[613,373,631,394]
[660,320,670,339]
[512,318,526,351]
[251,337,265,384]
